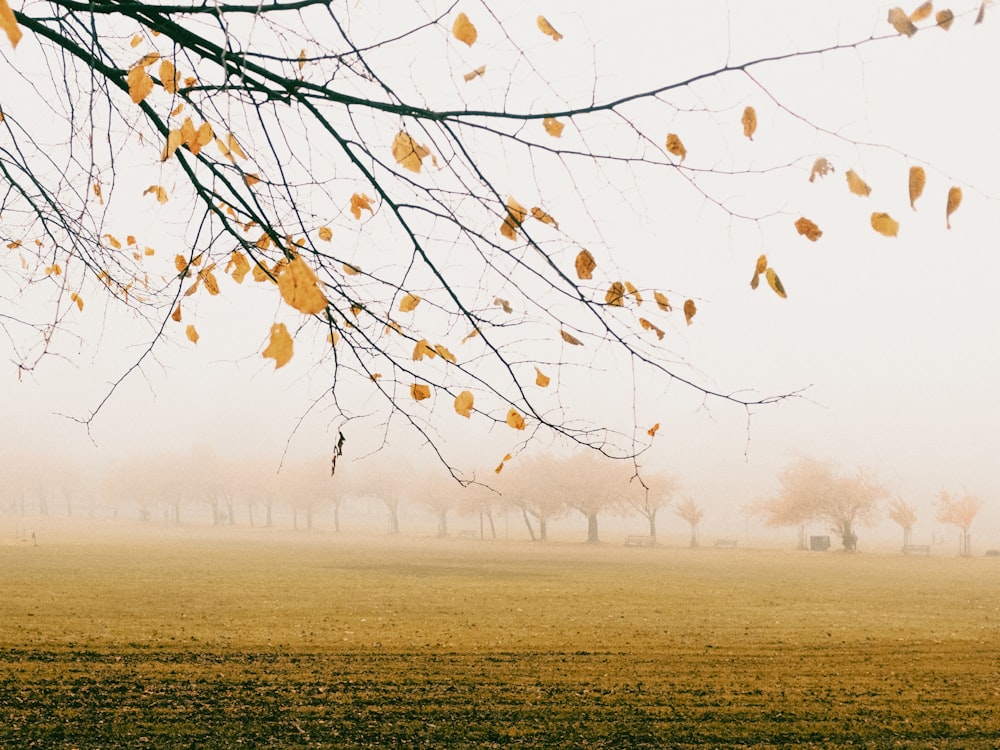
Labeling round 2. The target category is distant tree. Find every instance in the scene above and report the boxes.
[557,452,632,544]
[626,470,680,543]
[454,482,501,540]
[497,454,566,542]
[936,490,982,557]
[888,497,918,549]
[410,471,458,538]
[674,496,704,548]
[757,457,885,552]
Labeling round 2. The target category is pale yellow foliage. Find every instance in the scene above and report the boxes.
[392,130,431,173]
[262,323,293,368]
[535,367,550,387]
[537,15,563,40]
[185,325,199,344]
[317,226,332,242]
[845,169,872,197]
[765,267,787,299]
[910,1,933,21]
[278,257,328,314]
[909,166,926,209]
[454,390,474,418]
[871,212,900,237]
[399,293,421,312]
[543,117,564,137]
[453,12,477,46]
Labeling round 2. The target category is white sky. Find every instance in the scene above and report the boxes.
[3,0,999,539]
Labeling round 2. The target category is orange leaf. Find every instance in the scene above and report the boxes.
[171,303,182,322]
[452,12,477,46]
[741,106,757,140]
[506,408,526,430]
[605,281,625,307]
[463,65,486,82]
[639,317,665,340]
[575,249,596,280]
[278,257,328,314]
[70,292,84,312]
[647,423,660,437]
[454,390,474,418]
[654,292,671,312]
[665,133,687,162]
[159,59,178,94]
[909,166,926,210]
[411,383,431,401]
[946,186,962,229]
[560,329,583,346]
[317,226,332,242]
[262,323,293,368]
[871,212,900,237]
[351,193,373,219]
[127,65,154,104]
[185,324,199,344]
[543,117,564,137]
[683,299,697,326]
[794,217,822,241]
[392,130,431,173]
[399,293,421,313]
[535,367,550,387]
[537,15,563,40]
[530,207,559,229]
[500,196,528,241]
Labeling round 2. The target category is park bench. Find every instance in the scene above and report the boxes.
[625,535,655,547]
[714,539,738,548]
[902,544,931,555]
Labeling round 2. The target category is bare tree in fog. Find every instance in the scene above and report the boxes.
[888,498,918,550]
[559,453,631,545]
[626,471,680,543]
[936,490,982,557]
[674,496,704,548]
[497,454,566,543]
[757,457,885,552]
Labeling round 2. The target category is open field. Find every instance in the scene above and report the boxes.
[2,532,999,748]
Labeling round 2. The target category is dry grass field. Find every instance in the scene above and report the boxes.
[1,530,999,747]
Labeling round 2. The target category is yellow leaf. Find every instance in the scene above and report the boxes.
[435,344,457,363]
[936,8,954,29]
[93,183,104,204]
[350,192,373,219]
[741,106,757,140]
[500,196,528,241]
[946,186,962,229]
[888,6,918,35]
[411,383,431,401]
[170,102,184,116]
[535,367,550,387]
[143,184,168,203]
[639,317,665,340]
[765,267,787,299]
[412,339,436,361]
[0,0,22,48]
[129,34,142,48]
[808,157,834,182]
[103,234,122,249]
[183,279,200,297]
[683,299,697,326]
[399,293,421,313]
[278,257,328,314]
[126,235,136,246]
[161,129,183,161]
[845,169,872,197]
[543,117,564,138]
[575,249,596,280]
[463,65,486,82]
[392,130,431,173]
[171,303,182,322]
[506,408,526,430]
[654,291,672,312]
[244,172,261,187]
[461,328,479,343]
[45,263,62,276]
[199,267,220,296]
[343,263,361,275]
[647,423,660,437]
[196,121,213,147]
[317,226,332,242]
[625,281,643,305]
[665,133,687,162]
[755,254,768,275]
[144,246,155,256]
[910,1,933,21]
[127,65,154,104]
[909,166,926,209]
[454,390,474,418]
[537,15,563,40]
[452,12,477,46]
[186,324,199,344]
[262,323,293,368]
[560,329,583,346]
[794,217,822,242]
[871,212,900,237]
[137,52,160,67]
[605,281,625,307]
[492,297,512,314]
[530,207,559,229]
[174,254,188,274]
[227,132,247,160]
[297,48,307,70]
[159,59,178,94]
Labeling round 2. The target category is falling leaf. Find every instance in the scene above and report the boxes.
[434,344,457,363]
[794,217,822,241]
[654,291,672,312]
[741,106,757,140]
[412,339,436,361]
[888,7,918,35]
[647,423,660,437]
[495,454,512,474]
[683,299,697,326]
[494,462,505,475]
[946,186,962,229]
[909,166,926,209]
[411,383,431,401]
[765,267,787,299]
[317,226,332,242]
[530,207,559,229]
[0,0,22,48]
[639,318,665,340]
[845,169,872,197]
[171,303,182,322]
[605,281,626,307]
[537,15,563,40]
[910,1,934,21]
[392,130,431,173]
[262,323,293,368]
[493,297,512,314]
[463,65,486,82]
[665,133,687,162]
[453,12,477,46]
[351,192,373,219]
[871,212,900,237]
[535,367,550,387]
[560,329,583,346]
[575,249,596,280]
[278,257,328,314]
[808,157,834,182]
[399,293,421,312]
[543,117,564,137]
[500,196,528,241]
[186,325,199,344]
[159,59,178,94]
[127,65,154,104]
[506,408,526,430]
[454,390,474,418]
[936,9,954,28]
